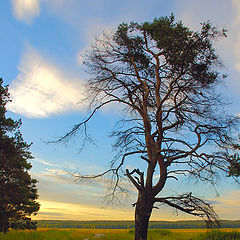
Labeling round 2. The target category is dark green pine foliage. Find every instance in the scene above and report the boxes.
[0,78,40,233]
[227,139,240,178]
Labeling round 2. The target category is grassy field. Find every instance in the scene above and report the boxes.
[36,220,240,229]
[0,228,240,240]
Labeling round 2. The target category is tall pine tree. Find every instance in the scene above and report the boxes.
[0,78,40,233]
[58,16,239,240]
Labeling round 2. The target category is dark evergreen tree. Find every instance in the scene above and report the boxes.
[0,78,40,233]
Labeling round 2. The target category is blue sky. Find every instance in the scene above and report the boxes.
[1,0,240,221]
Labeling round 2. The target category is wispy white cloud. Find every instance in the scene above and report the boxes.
[214,190,240,219]
[11,0,40,24]
[8,46,87,118]
[45,168,68,176]
[32,158,55,167]
[41,168,75,185]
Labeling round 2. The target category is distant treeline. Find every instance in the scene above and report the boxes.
[37,220,240,229]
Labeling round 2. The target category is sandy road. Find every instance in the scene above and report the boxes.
[83,233,104,240]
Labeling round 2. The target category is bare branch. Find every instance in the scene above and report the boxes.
[50,99,120,144]
[154,193,220,228]
[125,169,142,190]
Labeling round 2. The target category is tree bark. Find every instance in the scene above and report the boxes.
[0,212,9,234]
[135,191,154,240]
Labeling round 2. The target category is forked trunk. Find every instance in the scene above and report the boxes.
[134,191,154,240]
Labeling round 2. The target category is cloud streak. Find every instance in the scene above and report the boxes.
[34,200,134,220]
[8,46,87,118]
[32,158,55,167]
[214,190,240,219]
[11,0,40,24]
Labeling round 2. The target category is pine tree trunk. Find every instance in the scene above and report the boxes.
[134,191,154,240]
[0,212,9,234]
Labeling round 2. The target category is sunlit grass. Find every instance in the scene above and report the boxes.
[0,228,239,240]
[195,230,240,240]
[90,229,240,240]
[0,229,93,240]
[84,229,202,240]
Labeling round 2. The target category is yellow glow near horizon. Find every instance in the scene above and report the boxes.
[33,200,135,220]
[33,189,240,221]
[32,199,196,221]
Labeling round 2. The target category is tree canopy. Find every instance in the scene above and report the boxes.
[0,78,40,233]
[227,137,240,178]
[58,15,239,240]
